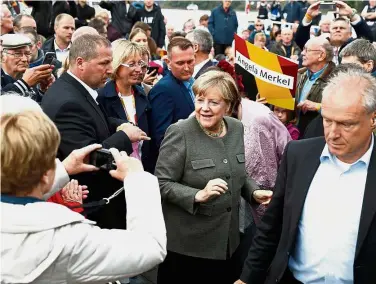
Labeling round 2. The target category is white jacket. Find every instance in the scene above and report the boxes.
[1,172,167,284]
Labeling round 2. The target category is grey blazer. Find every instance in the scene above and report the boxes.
[155,116,259,260]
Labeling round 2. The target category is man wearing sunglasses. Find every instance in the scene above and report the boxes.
[1,34,54,102]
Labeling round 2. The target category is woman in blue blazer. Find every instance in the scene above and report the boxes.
[97,40,152,172]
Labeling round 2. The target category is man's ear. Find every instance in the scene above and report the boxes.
[364,60,374,73]
[36,40,42,50]
[165,57,171,69]
[371,112,376,129]
[193,43,199,53]
[76,57,85,70]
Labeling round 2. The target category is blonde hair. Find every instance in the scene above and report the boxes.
[111,39,144,79]
[193,70,240,113]
[1,111,60,195]
[254,32,266,42]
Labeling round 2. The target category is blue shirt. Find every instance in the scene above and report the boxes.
[289,135,374,284]
[298,64,328,104]
[183,77,195,103]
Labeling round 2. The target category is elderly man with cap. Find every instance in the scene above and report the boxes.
[1,34,54,102]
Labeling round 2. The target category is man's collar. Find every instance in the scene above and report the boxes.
[54,39,71,52]
[307,63,328,80]
[193,58,210,77]
[320,135,374,167]
[67,70,98,102]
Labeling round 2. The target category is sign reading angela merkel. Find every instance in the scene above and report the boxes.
[234,34,298,110]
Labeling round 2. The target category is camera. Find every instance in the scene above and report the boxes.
[89,148,116,171]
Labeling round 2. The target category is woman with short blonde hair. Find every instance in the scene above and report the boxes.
[155,70,267,283]
[1,111,60,196]
[98,40,152,172]
[1,110,167,283]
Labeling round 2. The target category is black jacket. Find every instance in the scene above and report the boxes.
[240,137,376,284]
[50,1,77,33]
[99,1,140,39]
[97,81,153,172]
[139,4,166,48]
[1,69,43,103]
[25,1,53,38]
[41,72,133,229]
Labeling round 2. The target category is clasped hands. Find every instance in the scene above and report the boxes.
[194,178,273,205]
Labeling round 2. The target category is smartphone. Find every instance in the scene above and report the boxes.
[147,66,159,74]
[42,52,56,65]
[89,148,116,171]
[320,1,336,11]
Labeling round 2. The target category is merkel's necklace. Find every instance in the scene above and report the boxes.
[197,118,225,138]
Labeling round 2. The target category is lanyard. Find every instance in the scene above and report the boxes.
[116,84,138,125]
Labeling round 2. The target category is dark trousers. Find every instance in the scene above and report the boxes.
[214,43,232,56]
[157,250,238,284]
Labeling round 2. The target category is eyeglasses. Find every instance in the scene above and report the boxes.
[303,47,322,53]
[121,60,147,69]
[2,50,32,58]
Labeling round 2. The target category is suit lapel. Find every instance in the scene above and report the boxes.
[110,97,127,120]
[288,139,325,244]
[63,73,110,134]
[194,60,214,79]
[355,141,376,259]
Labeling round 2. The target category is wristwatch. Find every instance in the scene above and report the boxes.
[351,8,357,18]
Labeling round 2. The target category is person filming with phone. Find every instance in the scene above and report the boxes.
[1,109,166,284]
[1,34,54,102]
[295,1,374,65]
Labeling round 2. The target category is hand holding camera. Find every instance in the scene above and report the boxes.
[109,148,144,181]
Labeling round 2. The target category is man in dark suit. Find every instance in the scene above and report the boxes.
[186,29,217,79]
[236,68,376,284]
[42,34,148,229]
[148,37,195,171]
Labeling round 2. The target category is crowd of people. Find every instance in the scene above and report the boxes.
[1,1,376,284]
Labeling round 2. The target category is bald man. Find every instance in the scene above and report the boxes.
[42,13,75,64]
[295,37,336,137]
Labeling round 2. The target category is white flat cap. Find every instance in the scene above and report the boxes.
[1,34,31,49]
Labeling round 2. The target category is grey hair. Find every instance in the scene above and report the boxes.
[69,34,110,65]
[13,14,35,30]
[322,40,334,62]
[322,69,376,113]
[340,39,376,64]
[186,29,213,54]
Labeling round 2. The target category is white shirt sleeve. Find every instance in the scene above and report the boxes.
[66,171,167,282]
[43,159,69,200]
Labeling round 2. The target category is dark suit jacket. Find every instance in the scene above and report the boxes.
[41,72,132,229]
[303,114,324,139]
[97,80,152,172]
[148,72,195,172]
[240,137,376,284]
[194,59,217,79]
